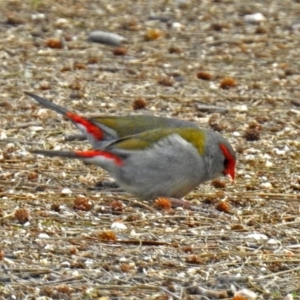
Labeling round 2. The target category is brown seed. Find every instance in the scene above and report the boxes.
[113,47,128,56]
[0,101,12,109]
[69,246,77,255]
[14,208,30,224]
[181,245,193,253]
[169,46,182,54]
[120,263,132,273]
[255,116,269,123]
[197,71,213,81]
[39,81,50,90]
[255,26,267,34]
[235,144,245,154]
[154,197,172,210]
[6,13,24,25]
[99,231,116,241]
[285,68,296,76]
[185,255,203,264]
[145,28,163,41]
[215,201,230,213]
[244,121,261,141]
[211,179,226,188]
[158,77,174,86]
[73,196,92,211]
[60,65,71,72]
[27,172,38,181]
[125,213,141,222]
[87,56,99,64]
[110,200,124,212]
[231,224,245,231]
[210,23,223,31]
[244,128,260,141]
[248,120,262,130]
[73,62,86,70]
[51,203,61,212]
[220,77,237,89]
[56,285,71,294]
[63,34,72,42]
[251,82,261,89]
[121,19,139,31]
[45,38,63,49]
[132,98,147,110]
[69,79,82,90]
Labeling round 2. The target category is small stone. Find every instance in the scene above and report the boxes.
[61,188,72,194]
[89,31,127,45]
[244,13,265,23]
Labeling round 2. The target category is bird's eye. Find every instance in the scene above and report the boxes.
[223,158,229,168]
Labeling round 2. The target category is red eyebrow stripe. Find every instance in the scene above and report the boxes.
[219,143,235,180]
[75,150,123,166]
[66,112,104,140]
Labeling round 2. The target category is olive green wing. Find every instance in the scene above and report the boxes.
[106,127,206,155]
[92,115,197,139]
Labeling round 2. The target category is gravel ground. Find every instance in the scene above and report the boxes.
[0,0,300,299]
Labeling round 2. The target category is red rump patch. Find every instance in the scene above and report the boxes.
[75,150,123,166]
[66,112,103,140]
[219,144,235,180]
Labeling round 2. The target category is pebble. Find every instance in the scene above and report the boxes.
[245,233,268,240]
[244,13,265,23]
[88,31,127,46]
[31,13,45,20]
[111,221,127,230]
[61,188,72,194]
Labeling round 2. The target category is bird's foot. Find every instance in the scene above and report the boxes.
[155,197,201,210]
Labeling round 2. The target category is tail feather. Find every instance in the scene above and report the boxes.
[31,149,80,158]
[25,92,105,146]
[24,92,68,116]
[31,149,123,166]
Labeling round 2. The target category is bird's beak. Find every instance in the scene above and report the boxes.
[223,171,235,183]
[227,173,235,183]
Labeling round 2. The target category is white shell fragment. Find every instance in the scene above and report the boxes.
[61,188,72,194]
[267,238,281,245]
[260,182,272,189]
[111,221,127,230]
[232,104,248,112]
[38,233,50,239]
[55,18,70,28]
[273,146,289,155]
[88,31,127,46]
[244,13,266,23]
[31,13,45,20]
[245,233,268,240]
[283,294,294,300]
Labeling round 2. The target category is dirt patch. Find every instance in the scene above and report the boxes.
[0,0,299,299]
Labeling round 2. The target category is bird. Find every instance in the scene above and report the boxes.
[31,127,236,201]
[24,92,198,148]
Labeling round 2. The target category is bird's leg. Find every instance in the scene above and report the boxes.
[168,197,192,209]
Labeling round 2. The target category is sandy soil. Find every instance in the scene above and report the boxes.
[0,0,300,299]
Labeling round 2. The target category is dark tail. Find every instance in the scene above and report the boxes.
[31,149,79,158]
[31,149,124,166]
[24,92,68,116]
